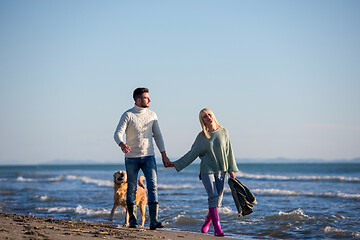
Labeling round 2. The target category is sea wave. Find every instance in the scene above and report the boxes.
[34,194,51,202]
[324,226,360,239]
[253,188,360,199]
[237,171,360,183]
[173,214,197,225]
[17,176,37,182]
[16,175,64,182]
[218,206,237,215]
[37,205,113,217]
[265,208,312,221]
[66,175,113,187]
[158,184,201,190]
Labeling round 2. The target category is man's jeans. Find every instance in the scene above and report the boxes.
[201,172,226,208]
[125,155,158,204]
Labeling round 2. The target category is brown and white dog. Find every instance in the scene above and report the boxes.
[108,170,147,227]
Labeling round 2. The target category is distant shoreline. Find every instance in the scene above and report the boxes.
[1,159,360,166]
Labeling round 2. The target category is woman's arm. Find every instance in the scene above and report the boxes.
[173,133,203,172]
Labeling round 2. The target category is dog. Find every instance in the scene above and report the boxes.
[108,170,147,227]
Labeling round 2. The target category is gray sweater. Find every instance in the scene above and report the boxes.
[174,127,238,174]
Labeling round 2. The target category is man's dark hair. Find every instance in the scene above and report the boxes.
[133,88,149,101]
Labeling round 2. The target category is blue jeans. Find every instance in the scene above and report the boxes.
[201,172,226,208]
[125,155,158,204]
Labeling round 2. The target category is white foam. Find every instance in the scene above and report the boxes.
[236,171,360,182]
[253,188,360,199]
[218,206,236,215]
[35,195,50,201]
[75,205,111,216]
[158,184,200,190]
[324,226,346,233]
[47,206,74,213]
[330,214,347,220]
[66,175,113,187]
[279,208,310,218]
[16,175,65,182]
[323,225,360,238]
[17,176,37,182]
[48,176,64,182]
[254,188,298,196]
[38,205,112,216]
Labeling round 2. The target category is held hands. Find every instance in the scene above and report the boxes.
[161,151,174,168]
[162,156,175,168]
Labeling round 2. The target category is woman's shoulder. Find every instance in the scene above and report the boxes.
[219,127,228,134]
[196,131,205,138]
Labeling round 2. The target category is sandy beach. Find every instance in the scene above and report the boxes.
[0,212,239,240]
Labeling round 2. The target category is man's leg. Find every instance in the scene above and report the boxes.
[141,156,164,230]
[125,157,141,228]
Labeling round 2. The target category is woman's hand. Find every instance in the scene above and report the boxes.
[229,172,236,179]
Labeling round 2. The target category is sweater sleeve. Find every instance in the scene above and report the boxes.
[114,113,129,145]
[226,131,239,173]
[152,114,166,153]
[173,133,203,172]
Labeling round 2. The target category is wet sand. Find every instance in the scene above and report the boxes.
[0,213,238,240]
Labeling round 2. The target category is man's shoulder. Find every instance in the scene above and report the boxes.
[124,107,135,113]
[120,107,135,117]
[146,109,157,117]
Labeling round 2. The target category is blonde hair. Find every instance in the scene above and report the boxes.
[199,108,222,138]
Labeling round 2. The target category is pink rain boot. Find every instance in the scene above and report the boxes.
[209,207,225,237]
[201,211,212,233]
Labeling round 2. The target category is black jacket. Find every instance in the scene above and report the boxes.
[228,178,257,217]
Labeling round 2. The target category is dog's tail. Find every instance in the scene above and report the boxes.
[138,175,146,189]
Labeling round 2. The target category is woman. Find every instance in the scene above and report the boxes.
[170,108,238,236]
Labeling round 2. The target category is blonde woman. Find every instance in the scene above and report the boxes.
[170,108,238,236]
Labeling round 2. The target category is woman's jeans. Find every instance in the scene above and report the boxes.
[201,172,226,208]
[125,155,158,204]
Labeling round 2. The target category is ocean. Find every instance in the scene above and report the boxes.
[0,162,359,239]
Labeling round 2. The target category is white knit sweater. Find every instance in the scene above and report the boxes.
[114,105,166,158]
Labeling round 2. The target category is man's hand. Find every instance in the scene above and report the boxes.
[161,151,174,168]
[162,158,174,168]
[229,172,236,179]
[119,142,131,154]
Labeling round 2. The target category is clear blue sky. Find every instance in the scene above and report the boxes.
[1,0,359,165]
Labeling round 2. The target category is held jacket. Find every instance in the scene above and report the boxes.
[228,177,257,217]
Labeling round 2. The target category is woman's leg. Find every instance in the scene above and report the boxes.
[201,173,225,236]
[214,172,226,207]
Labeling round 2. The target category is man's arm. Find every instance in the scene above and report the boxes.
[114,113,129,151]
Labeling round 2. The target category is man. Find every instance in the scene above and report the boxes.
[114,87,172,230]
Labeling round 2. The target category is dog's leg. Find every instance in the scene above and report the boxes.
[140,204,146,228]
[109,204,119,221]
[124,208,129,227]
